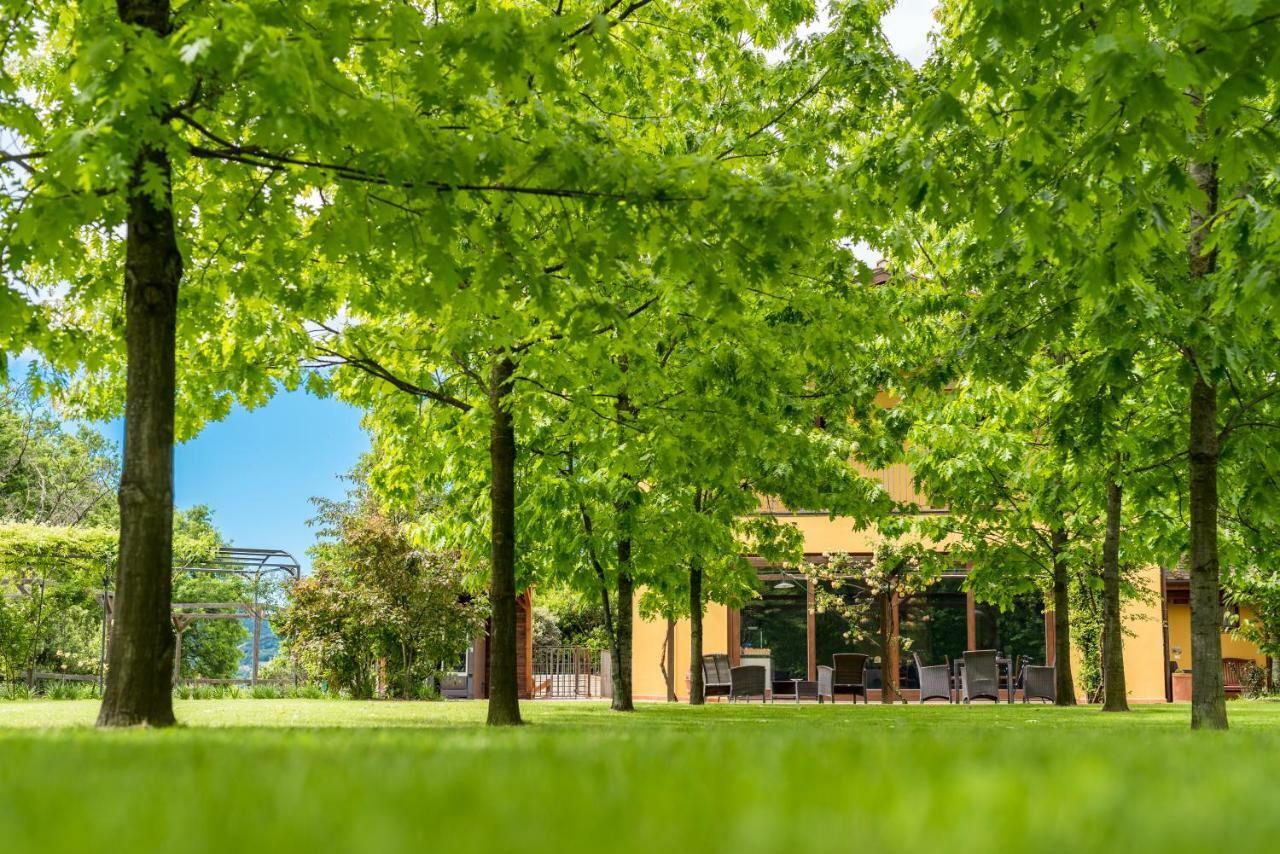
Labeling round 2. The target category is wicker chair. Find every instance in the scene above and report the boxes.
[701,654,732,701]
[832,653,870,704]
[817,665,834,703]
[913,652,952,703]
[961,650,1001,703]
[1020,659,1055,703]
[729,665,767,703]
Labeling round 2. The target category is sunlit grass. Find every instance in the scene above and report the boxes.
[1,699,1277,853]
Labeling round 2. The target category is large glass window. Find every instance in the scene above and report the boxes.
[974,593,1046,661]
[814,580,878,662]
[739,582,808,680]
[814,580,887,685]
[900,576,969,674]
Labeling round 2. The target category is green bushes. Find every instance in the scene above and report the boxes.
[170,683,331,700]
[279,486,486,699]
[0,680,98,700]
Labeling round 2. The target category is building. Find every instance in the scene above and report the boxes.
[631,464,1267,703]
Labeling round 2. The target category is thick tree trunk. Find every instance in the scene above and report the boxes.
[486,355,522,726]
[1051,525,1076,706]
[98,0,180,729]
[611,537,635,711]
[1188,376,1226,729]
[1187,123,1227,730]
[688,558,704,705]
[1101,470,1129,712]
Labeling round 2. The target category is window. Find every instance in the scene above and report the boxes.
[740,583,808,681]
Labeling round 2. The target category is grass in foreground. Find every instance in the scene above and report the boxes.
[1,699,1278,853]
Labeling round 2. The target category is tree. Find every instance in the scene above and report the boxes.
[0,383,120,528]
[905,371,1093,705]
[301,1,896,719]
[812,544,935,703]
[170,506,249,682]
[879,0,1280,728]
[280,475,486,698]
[9,0,837,726]
[0,506,230,690]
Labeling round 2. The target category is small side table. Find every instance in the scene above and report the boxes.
[773,678,819,703]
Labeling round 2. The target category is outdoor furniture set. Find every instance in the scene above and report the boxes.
[701,650,1056,704]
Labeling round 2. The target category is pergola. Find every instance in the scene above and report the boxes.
[4,545,301,691]
[165,548,302,687]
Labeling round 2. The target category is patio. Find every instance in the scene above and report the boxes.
[721,568,1050,703]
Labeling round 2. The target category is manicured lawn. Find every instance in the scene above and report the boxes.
[2,700,1278,853]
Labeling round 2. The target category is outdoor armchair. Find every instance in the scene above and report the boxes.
[729,665,767,703]
[913,652,952,703]
[961,650,1001,703]
[832,653,870,704]
[701,654,732,701]
[1021,660,1055,703]
[817,665,834,703]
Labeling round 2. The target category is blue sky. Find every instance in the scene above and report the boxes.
[4,3,934,572]
[8,353,367,572]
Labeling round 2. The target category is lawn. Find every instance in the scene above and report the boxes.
[2,699,1278,853]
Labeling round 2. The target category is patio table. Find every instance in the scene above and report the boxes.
[772,678,819,703]
[951,656,1017,704]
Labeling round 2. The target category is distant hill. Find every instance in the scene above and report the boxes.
[238,618,281,678]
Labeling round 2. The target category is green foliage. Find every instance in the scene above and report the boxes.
[534,585,608,650]
[279,474,486,698]
[172,573,251,681]
[1071,575,1104,701]
[811,543,937,650]
[0,507,236,686]
[0,383,119,527]
[1227,566,1280,661]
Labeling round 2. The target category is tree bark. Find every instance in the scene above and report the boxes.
[608,380,636,712]
[688,556,704,705]
[486,355,522,726]
[1101,468,1129,712]
[1188,376,1226,728]
[879,590,901,703]
[611,536,635,711]
[1051,525,1076,706]
[98,0,180,729]
[1187,117,1227,730]
[663,618,677,702]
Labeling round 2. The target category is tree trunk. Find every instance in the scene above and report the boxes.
[1188,376,1226,728]
[1051,525,1076,706]
[486,355,522,726]
[663,618,677,702]
[1101,469,1129,712]
[98,0,180,728]
[879,591,900,703]
[611,537,635,711]
[1187,119,1227,730]
[688,557,704,705]
[609,380,636,712]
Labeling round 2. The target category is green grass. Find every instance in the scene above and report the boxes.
[2,699,1278,853]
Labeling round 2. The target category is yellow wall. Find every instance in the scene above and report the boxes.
[1167,603,1266,671]
[631,524,1256,703]
[1117,565,1168,703]
[632,602,730,701]
[772,512,953,555]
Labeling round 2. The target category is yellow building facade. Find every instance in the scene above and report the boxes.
[632,464,1265,703]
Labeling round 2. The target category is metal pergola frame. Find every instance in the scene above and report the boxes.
[2,546,301,692]
[164,547,302,688]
